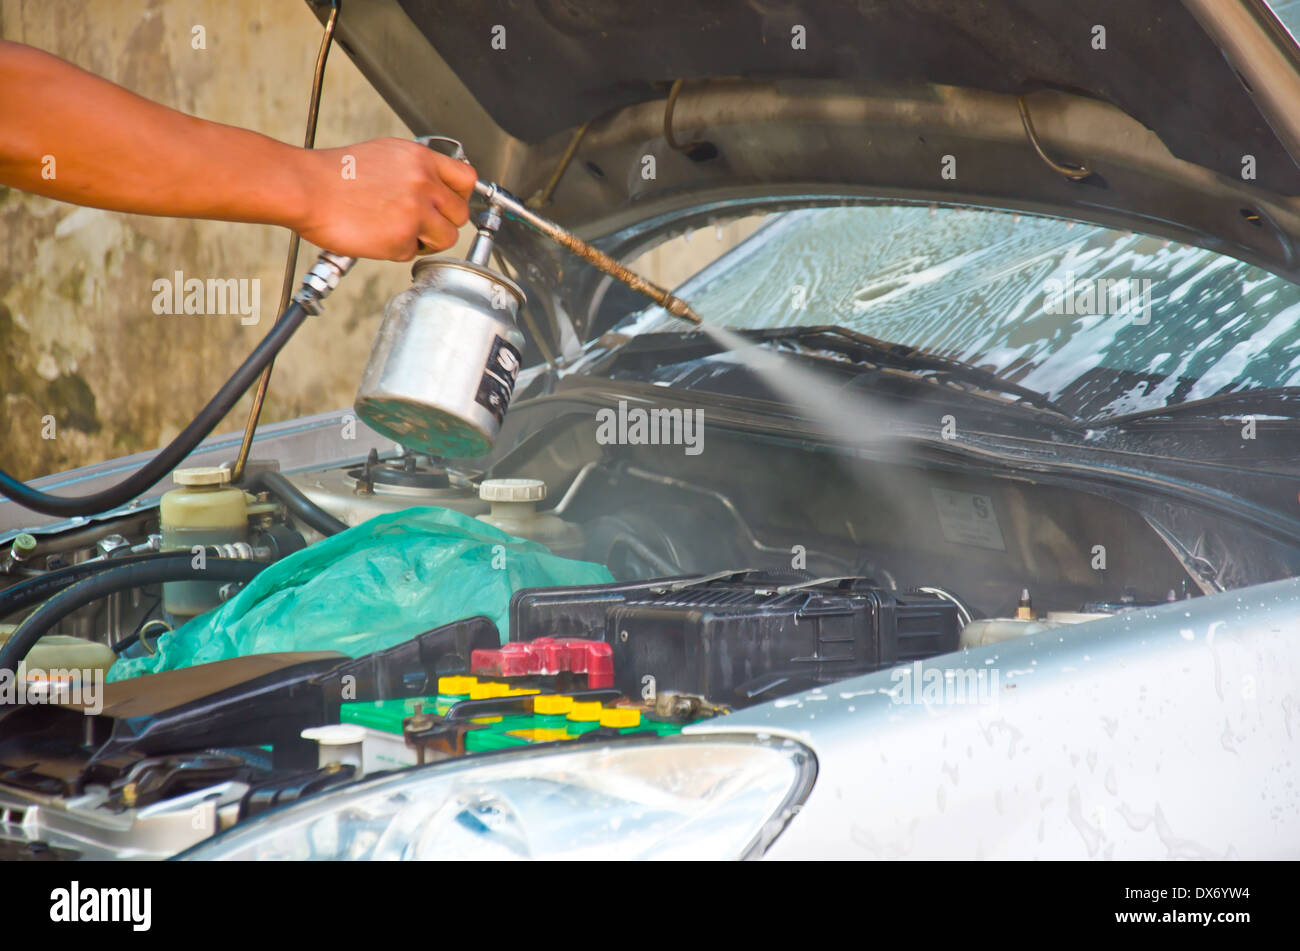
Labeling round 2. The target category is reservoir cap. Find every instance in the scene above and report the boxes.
[479,478,546,502]
[301,724,367,747]
[174,465,232,487]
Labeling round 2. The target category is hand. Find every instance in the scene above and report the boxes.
[292,138,478,261]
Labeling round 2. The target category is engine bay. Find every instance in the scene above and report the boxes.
[0,414,1245,858]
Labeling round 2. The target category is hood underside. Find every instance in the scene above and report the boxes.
[396,0,1288,180]
[316,0,1300,286]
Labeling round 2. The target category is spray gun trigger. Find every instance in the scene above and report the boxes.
[415,135,468,163]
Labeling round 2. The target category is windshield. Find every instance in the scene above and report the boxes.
[618,205,1300,420]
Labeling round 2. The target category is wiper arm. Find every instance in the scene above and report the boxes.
[1092,386,1300,427]
[761,326,1075,418]
[596,324,1074,418]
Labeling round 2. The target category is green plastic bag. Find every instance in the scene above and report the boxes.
[108,506,613,681]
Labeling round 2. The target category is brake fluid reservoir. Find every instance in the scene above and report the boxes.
[160,466,249,619]
[475,478,584,558]
[355,258,525,459]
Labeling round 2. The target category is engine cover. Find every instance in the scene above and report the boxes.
[511,572,961,707]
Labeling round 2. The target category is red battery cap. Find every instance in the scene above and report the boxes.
[471,637,614,689]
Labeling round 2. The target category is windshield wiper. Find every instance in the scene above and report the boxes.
[746,326,1075,418]
[596,324,1075,418]
[1091,386,1300,427]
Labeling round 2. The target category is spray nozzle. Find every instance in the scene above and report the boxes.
[467,204,504,267]
[470,178,702,324]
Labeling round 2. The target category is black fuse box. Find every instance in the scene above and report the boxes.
[510,572,960,707]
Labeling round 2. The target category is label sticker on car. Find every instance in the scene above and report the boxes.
[931,488,1006,551]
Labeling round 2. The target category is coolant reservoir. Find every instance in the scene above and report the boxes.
[0,627,116,679]
[475,478,584,558]
[160,466,249,620]
[959,617,1062,648]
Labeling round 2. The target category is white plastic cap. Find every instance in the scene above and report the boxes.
[173,465,232,487]
[479,478,546,502]
[301,724,367,746]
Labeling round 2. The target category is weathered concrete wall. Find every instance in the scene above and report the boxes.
[0,0,422,481]
[0,0,756,483]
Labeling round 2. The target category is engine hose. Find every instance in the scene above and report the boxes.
[0,557,264,676]
[0,549,261,622]
[253,471,347,537]
[0,300,311,519]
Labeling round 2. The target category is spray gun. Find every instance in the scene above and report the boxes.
[418,136,701,322]
[353,136,702,459]
[0,137,700,518]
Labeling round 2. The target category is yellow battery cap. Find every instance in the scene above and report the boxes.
[437,676,477,696]
[504,687,541,697]
[567,701,604,722]
[599,708,641,729]
[507,728,572,743]
[469,682,510,700]
[532,695,575,715]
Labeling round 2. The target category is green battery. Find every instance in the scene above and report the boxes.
[343,681,689,756]
[340,693,464,733]
[462,709,683,752]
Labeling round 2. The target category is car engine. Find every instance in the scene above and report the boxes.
[1,404,1232,860]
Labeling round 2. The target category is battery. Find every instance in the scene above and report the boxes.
[339,677,684,762]
[463,708,682,752]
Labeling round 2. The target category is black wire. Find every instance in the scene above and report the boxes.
[253,471,347,537]
[112,594,164,654]
[0,300,311,518]
[0,558,264,676]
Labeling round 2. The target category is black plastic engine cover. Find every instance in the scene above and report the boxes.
[512,572,960,705]
[0,616,500,792]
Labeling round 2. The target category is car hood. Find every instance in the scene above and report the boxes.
[317,0,1300,292]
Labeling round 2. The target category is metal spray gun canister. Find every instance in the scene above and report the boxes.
[354,231,525,457]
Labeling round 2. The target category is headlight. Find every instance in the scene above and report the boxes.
[178,735,815,860]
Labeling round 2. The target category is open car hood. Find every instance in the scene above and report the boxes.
[314,0,1300,347]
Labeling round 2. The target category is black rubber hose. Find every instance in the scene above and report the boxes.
[2,553,175,621]
[0,549,257,622]
[253,471,347,537]
[0,300,311,518]
[0,557,264,676]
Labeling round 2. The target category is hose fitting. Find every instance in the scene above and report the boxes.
[293,251,356,314]
[206,541,271,561]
